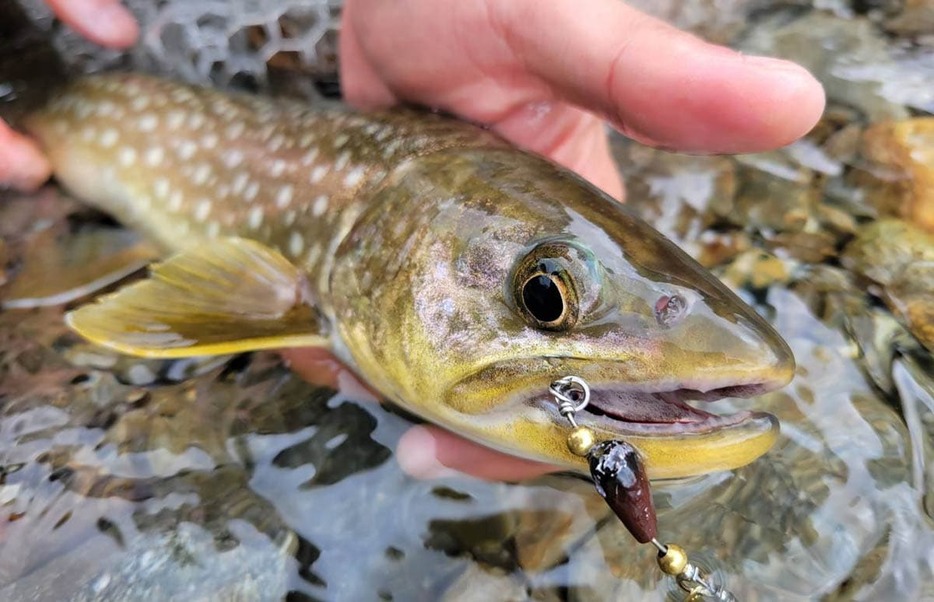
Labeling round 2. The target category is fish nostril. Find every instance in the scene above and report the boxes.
[654,294,687,326]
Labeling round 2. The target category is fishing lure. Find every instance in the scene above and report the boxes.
[550,376,737,602]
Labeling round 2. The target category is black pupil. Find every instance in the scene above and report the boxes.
[522,275,564,323]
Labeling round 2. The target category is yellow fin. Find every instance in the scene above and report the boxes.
[66,238,328,357]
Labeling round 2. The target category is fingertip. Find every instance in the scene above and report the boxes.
[397,426,460,479]
[47,0,140,49]
[0,121,52,192]
[397,426,559,481]
[618,50,827,154]
[279,347,341,388]
[742,57,826,149]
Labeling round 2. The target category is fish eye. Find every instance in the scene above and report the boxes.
[513,252,580,331]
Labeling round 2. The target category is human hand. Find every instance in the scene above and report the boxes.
[0,0,138,191]
[329,0,826,480]
[280,349,560,481]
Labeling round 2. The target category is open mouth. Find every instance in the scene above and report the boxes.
[564,383,771,436]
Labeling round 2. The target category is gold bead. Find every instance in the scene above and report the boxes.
[656,543,689,576]
[566,426,596,456]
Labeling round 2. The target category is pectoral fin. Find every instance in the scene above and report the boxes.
[66,238,329,357]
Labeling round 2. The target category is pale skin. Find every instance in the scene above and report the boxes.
[2,0,825,481]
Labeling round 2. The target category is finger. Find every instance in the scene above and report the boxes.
[0,121,52,192]
[284,347,559,480]
[492,0,825,152]
[280,347,342,389]
[339,0,402,110]
[493,103,624,200]
[45,0,139,49]
[397,425,559,481]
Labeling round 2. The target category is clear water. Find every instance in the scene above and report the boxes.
[1,1,933,600]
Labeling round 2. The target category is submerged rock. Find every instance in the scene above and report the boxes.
[859,118,934,232]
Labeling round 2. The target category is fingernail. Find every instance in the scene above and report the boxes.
[396,426,460,479]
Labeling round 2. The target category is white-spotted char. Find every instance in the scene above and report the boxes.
[26,73,795,479]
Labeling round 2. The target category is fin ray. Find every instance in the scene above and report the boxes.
[66,238,328,357]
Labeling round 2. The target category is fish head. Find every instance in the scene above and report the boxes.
[334,148,794,479]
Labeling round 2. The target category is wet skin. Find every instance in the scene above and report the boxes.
[26,74,794,479]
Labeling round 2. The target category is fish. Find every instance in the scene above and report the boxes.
[23,73,795,479]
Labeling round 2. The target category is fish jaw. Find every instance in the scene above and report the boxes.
[440,354,790,479]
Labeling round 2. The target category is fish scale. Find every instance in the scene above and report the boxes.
[30,74,505,289]
[25,73,795,479]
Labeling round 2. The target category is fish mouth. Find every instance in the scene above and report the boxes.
[556,383,772,436]
[448,356,789,437]
[444,357,788,478]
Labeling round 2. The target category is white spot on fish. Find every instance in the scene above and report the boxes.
[269,159,287,178]
[312,195,328,217]
[223,150,243,169]
[301,148,319,166]
[335,151,350,171]
[100,129,118,148]
[118,147,137,167]
[138,114,158,132]
[97,100,116,117]
[269,133,286,151]
[187,113,206,130]
[232,172,249,196]
[202,134,219,149]
[343,166,365,188]
[192,164,212,186]
[289,232,304,256]
[130,96,150,112]
[244,181,260,201]
[225,122,245,140]
[374,128,392,142]
[74,103,92,120]
[310,166,327,184]
[167,111,185,130]
[333,134,349,149]
[177,141,197,160]
[247,206,263,230]
[306,245,321,266]
[81,127,96,143]
[194,199,211,222]
[383,139,402,158]
[168,191,184,212]
[283,210,297,226]
[275,185,294,209]
[154,178,170,199]
[299,133,315,148]
[144,147,164,167]
[206,221,220,238]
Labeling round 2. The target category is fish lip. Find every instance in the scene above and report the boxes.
[451,356,788,436]
[553,387,765,436]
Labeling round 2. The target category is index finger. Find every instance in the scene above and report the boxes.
[493,0,825,152]
[45,0,139,49]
